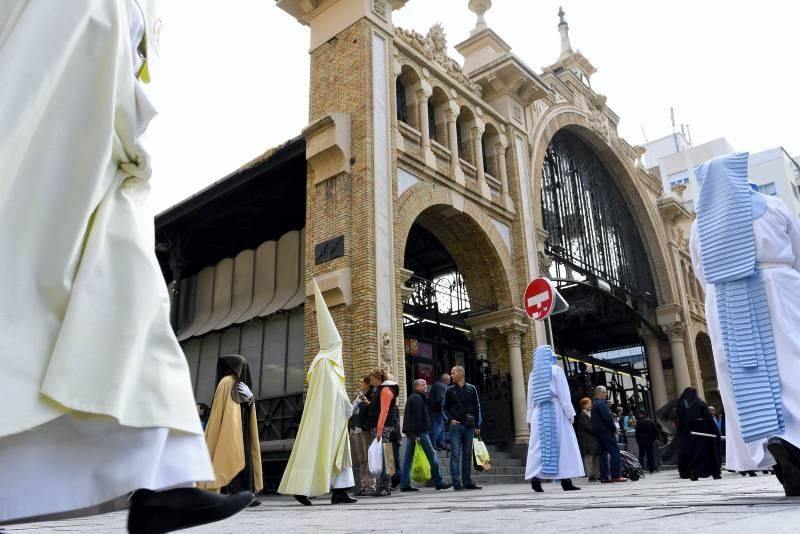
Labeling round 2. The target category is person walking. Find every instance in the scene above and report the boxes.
[635,409,658,474]
[201,355,263,497]
[591,386,627,483]
[443,366,483,491]
[278,282,357,506]
[690,152,800,496]
[525,346,584,493]
[399,380,452,492]
[0,3,254,529]
[429,374,451,450]
[709,406,726,465]
[576,398,600,481]
[675,388,722,481]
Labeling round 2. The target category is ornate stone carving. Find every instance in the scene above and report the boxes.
[395,25,483,96]
[588,109,610,144]
[499,324,526,347]
[672,225,689,249]
[372,0,387,20]
[537,250,554,275]
[380,330,394,367]
[512,104,523,123]
[662,322,686,341]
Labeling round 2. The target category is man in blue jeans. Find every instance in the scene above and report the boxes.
[429,373,450,449]
[443,366,483,491]
[399,380,452,491]
[591,386,628,483]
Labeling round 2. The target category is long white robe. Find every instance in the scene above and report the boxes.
[0,1,212,521]
[690,196,800,471]
[525,365,585,480]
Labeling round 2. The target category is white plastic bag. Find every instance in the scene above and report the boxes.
[368,438,383,477]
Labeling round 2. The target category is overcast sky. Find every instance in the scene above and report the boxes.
[146,0,800,213]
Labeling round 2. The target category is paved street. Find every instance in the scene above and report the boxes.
[7,470,800,533]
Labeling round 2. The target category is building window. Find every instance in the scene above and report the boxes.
[759,182,778,196]
[456,118,465,160]
[396,77,408,124]
[428,100,436,141]
[481,135,489,173]
[668,170,690,186]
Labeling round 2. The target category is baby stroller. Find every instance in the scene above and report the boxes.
[620,450,645,481]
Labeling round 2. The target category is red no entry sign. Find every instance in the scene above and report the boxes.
[524,277,555,321]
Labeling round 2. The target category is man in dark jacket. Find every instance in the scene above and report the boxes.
[429,373,451,449]
[443,366,483,491]
[635,409,658,473]
[591,386,627,483]
[399,380,452,491]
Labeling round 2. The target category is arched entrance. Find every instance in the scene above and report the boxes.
[400,200,515,443]
[540,129,662,416]
[696,332,720,408]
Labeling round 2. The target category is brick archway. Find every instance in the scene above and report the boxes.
[397,181,517,309]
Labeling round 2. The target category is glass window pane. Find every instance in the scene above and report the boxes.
[196,334,221,405]
[220,326,241,354]
[261,315,288,398]
[285,308,305,395]
[239,321,264,397]
[181,338,202,394]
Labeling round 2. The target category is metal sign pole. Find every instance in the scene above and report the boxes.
[545,317,554,346]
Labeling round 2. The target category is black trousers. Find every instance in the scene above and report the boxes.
[638,440,656,472]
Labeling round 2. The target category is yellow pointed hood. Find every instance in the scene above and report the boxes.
[308,280,345,378]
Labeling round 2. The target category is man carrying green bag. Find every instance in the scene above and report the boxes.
[400,380,453,491]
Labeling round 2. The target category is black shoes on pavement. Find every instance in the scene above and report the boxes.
[293,495,312,506]
[399,486,420,492]
[127,487,254,534]
[435,481,453,490]
[560,479,581,491]
[768,437,800,497]
[530,478,543,493]
[331,489,357,505]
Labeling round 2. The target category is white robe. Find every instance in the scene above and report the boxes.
[0,1,212,521]
[525,365,585,480]
[690,196,800,471]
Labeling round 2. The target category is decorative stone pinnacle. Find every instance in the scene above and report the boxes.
[558,6,573,59]
[468,0,492,35]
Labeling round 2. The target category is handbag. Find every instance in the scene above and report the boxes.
[368,438,383,477]
[453,386,476,428]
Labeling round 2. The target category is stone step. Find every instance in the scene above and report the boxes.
[436,465,526,477]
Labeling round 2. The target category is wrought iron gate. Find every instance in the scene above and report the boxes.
[541,130,656,303]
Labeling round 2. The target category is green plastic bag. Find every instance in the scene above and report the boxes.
[411,440,431,483]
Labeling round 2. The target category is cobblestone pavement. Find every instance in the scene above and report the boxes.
[7,471,800,533]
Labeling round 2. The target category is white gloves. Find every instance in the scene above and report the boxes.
[237,382,254,401]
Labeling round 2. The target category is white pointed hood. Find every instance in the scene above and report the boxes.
[308,280,345,378]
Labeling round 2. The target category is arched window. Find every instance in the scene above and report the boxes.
[396,77,408,124]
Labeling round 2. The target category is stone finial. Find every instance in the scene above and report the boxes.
[468,0,492,35]
[558,6,573,59]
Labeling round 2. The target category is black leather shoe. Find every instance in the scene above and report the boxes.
[435,482,452,490]
[463,483,482,490]
[530,477,543,493]
[453,482,464,491]
[399,486,419,492]
[127,488,253,534]
[561,479,581,491]
[768,437,800,497]
[331,490,357,504]
[294,495,312,506]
